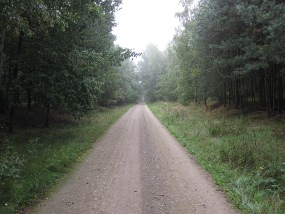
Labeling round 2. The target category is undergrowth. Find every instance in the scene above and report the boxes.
[149,102,285,213]
[0,105,132,213]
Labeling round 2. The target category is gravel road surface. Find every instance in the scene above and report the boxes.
[34,104,238,214]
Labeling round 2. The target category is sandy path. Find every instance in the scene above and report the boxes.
[34,104,238,214]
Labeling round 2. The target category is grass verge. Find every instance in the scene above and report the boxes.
[0,104,133,213]
[149,102,285,214]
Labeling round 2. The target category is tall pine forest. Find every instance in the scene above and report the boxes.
[139,0,285,117]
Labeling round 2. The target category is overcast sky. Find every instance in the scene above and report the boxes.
[113,0,183,53]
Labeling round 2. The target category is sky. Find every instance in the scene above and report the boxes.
[113,0,183,53]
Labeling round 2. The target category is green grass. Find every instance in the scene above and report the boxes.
[0,105,133,213]
[149,102,285,214]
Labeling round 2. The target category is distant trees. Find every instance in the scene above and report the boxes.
[100,59,141,106]
[138,44,166,102]
[156,43,179,102]
[0,0,139,131]
[140,0,285,115]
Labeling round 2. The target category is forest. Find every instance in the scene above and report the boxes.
[137,2,285,211]
[0,1,142,212]
[139,0,285,116]
[1,0,285,213]
[2,0,285,130]
[0,0,140,132]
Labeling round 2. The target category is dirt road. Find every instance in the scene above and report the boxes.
[35,104,238,214]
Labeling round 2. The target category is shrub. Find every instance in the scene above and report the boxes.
[208,116,245,137]
[219,135,257,168]
[0,142,24,181]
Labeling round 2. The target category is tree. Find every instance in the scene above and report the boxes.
[156,43,179,102]
[0,0,137,131]
[147,0,285,115]
[138,44,166,102]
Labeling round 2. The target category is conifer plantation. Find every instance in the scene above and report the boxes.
[137,1,285,212]
[140,0,285,116]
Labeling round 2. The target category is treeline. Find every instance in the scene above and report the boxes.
[0,0,140,131]
[139,0,285,116]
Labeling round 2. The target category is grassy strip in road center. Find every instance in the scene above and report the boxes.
[0,104,133,214]
[149,102,285,214]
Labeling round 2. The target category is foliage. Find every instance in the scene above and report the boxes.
[100,59,141,106]
[138,44,166,102]
[142,0,285,115]
[0,141,24,180]
[0,0,137,130]
[156,43,179,102]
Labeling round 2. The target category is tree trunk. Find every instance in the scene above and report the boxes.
[265,68,271,117]
[223,81,227,107]
[4,60,12,111]
[204,88,208,109]
[232,81,235,106]
[13,31,24,79]
[8,31,24,131]
[235,79,240,109]
[0,89,4,114]
[251,79,255,103]
[0,28,6,113]
[272,65,276,116]
[45,103,50,128]
[27,90,32,111]
[278,75,283,114]
[27,81,32,111]
[0,27,5,83]
[259,77,263,105]
[240,79,244,109]
[229,81,232,106]
[194,83,198,103]
[8,106,14,132]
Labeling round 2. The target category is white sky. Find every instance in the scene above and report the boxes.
[113,0,183,53]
